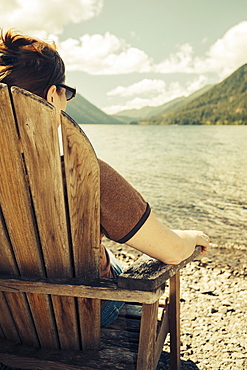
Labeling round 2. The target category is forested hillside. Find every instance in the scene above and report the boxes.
[66,93,123,124]
[141,64,247,125]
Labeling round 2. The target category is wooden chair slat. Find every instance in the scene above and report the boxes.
[61,113,101,349]
[78,297,101,350]
[0,84,48,347]
[0,206,58,348]
[3,292,40,347]
[0,85,44,276]
[0,210,19,276]
[137,301,159,369]
[0,275,166,303]
[169,272,181,370]
[155,304,169,368]
[0,292,20,343]
[51,295,80,350]
[61,113,100,279]
[26,293,59,348]
[11,87,72,277]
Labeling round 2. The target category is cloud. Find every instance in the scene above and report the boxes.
[59,32,152,74]
[186,75,209,95]
[59,21,247,79]
[154,21,247,78]
[197,21,247,78]
[0,0,103,36]
[103,76,209,114]
[154,43,194,74]
[107,79,166,97]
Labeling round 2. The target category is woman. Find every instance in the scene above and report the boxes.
[0,29,210,326]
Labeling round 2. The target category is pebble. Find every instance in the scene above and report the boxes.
[160,261,247,370]
[106,240,247,370]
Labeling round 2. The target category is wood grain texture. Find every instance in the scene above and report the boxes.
[169,272,181,370]
[10,86,82,350]
[118,246,202,291]
[137,301,159,369]
[61,112,100,280]
[11,87,72,277]
[61,112,101,349]
[0,275,166,303]
[0,84,45,347]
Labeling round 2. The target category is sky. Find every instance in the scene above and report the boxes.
[0,0,247,115]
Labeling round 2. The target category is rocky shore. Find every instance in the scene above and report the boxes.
[0,242,246,370]
[110,241,247,370]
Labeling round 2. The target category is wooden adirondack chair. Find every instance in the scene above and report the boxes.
[0,83,201,370]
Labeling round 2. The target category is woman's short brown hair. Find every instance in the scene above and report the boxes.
[0,29,65,99]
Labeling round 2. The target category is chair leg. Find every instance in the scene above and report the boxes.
[169,271,181,370]
[137,300,159,370]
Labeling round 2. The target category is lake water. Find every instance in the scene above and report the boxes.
[80,124,247,250]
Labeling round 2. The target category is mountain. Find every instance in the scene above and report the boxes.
[143,64,247,125]
[112,97,185,123]
[66,93,124,124]
[112,85,212,124]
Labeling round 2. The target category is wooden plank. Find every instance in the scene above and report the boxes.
[155,305,169,369]
[51,296,80,350]
[0,292,20,343]
[61,113,100,280]
[0,85,44,276]
[0,84,46,347]
[169,272,181,370]
[61,113,101,349]
[0,208,20,343]
[26,293,59,348]
[118,246,202,291]
[137,301,159,370]
[11,86,80,350]
[1,207,58,347]
[0,275,166,303]
[0,209,19,276]
[77,297,100,350]
[11,87,72,277]
[3,292,41,347]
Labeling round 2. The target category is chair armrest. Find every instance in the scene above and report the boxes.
[117,246,202,291]
[0,247,202,303]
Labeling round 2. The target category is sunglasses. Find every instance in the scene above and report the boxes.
[56,83,76,101]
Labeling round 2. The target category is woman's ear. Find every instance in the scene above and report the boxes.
[46,85,57,103]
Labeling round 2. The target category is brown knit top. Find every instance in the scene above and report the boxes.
[98,159,150,278]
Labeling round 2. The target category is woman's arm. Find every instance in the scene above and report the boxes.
[127,211,210,265]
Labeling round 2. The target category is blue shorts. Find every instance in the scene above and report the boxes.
[100,249,125,327]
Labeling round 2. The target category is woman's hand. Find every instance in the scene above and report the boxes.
[172,229,210,260]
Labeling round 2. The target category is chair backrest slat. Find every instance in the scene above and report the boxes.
[11,86,72,278]
[0,84,47,347]
[61,113,100,280]
[61,113,101,349]
[0,85,44,276]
